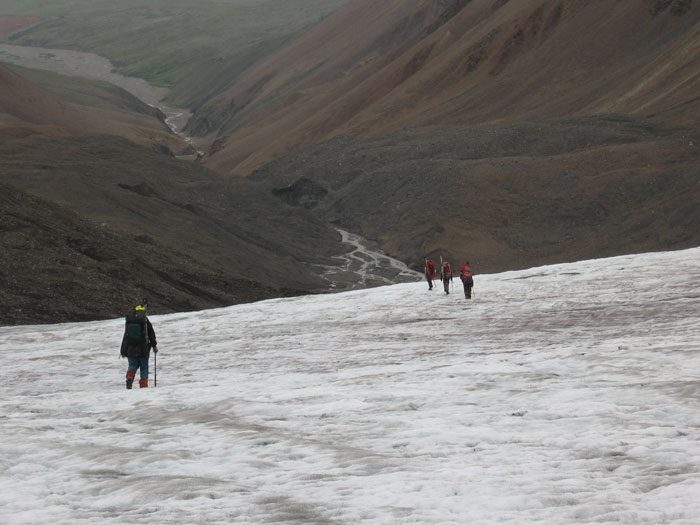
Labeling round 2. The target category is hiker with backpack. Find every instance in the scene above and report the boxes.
[120,299,158,389]
[425,259,437,290]
[440,261,453,294]
[460,261,474,299]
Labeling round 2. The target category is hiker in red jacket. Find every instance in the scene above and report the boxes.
[460,262,474,299]
[425,259,437,290]
[441,261,453,294]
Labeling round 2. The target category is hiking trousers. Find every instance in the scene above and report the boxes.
[443,278,450,294]
[127,356,149,379]
[463,281,473,299]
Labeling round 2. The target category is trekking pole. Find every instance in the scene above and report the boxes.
[154,351,157,387]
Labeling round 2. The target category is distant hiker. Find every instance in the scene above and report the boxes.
[441,261,453,294]
[425,259,437,290]
[460,261,474,299]
[120,299,158,389]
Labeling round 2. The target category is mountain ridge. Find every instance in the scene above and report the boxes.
[189,0,699,272]
[191,0,699,175]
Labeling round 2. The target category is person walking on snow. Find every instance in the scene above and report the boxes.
[441,261,453,294]
[460,261,474,299]
[425,259,437,290]
[120,299,158,389]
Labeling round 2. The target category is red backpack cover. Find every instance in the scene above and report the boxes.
[442,263,452,278]
[461,265,473,283]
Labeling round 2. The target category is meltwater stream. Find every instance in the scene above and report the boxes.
[320,229,422,290]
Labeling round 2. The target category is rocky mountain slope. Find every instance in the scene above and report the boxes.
[0,65,349,325]
[250,116,699,272]
[0,183,295,325]
[192,0,700,175]
[189,0,699,271]
[0,63,183,152]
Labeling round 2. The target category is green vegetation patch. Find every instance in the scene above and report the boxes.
[6,0,350,107]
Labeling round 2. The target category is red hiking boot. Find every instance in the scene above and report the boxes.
[125,370,136,389]
[139,378,148,388]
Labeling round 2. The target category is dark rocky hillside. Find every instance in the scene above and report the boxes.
[1,184,298,325]
[251,116,700,272]
[0,134,347,302]
[0,134,351,325]
[0,64,353,325]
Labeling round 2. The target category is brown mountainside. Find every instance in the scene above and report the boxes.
[188,0,699,273]
[191,0,700,175]
[0,63,184,152]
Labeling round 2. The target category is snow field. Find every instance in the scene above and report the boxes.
[1,248,699,523]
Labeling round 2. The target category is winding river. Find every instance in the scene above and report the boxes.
[319,229,422,290]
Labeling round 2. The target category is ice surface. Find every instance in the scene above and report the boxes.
[1,248,699,524]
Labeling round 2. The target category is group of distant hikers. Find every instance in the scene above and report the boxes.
[118,262,473,389]
[424,259,474,298]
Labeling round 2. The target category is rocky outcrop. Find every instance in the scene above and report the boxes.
[271,178,329,209]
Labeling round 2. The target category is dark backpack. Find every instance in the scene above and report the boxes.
[124,307,148,356]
